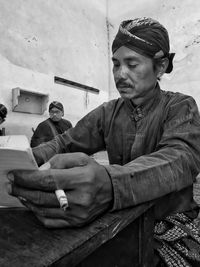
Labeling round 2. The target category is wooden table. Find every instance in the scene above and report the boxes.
[0,203,154,267]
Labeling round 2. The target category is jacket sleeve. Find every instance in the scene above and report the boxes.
[32,105,106,165]
[30,121,52,148]
[104,96,200,211]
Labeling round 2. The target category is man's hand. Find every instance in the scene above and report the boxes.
[8,153,113,228]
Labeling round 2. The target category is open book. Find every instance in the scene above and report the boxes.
[0,135,39,207]
[0,135,38,174]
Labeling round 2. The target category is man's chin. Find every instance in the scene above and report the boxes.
[51,118,60,122]
[119,92,135,99]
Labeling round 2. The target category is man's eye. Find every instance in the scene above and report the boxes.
[113,63,120,68]
[128,64,138,68]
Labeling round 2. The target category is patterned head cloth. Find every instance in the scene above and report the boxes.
[0,104,7,119]
[112,17,175,73]
[49,101,64,112]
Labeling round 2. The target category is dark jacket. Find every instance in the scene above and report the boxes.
[33,85,200,219]
[30,118,72,148]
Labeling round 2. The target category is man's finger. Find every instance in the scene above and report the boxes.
[10,184,59,207]
[49,152,89,169]
[9,169,56,190]
[23,201,94,227]
[36,215,71,228]
[10,184,89,209]
[11,165,90,191]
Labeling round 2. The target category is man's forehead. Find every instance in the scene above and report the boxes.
[50,107,61,112]
[112,46,146,61]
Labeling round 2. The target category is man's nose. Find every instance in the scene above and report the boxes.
[115,65,128,79]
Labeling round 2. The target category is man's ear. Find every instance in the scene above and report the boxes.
[157,58,169,79]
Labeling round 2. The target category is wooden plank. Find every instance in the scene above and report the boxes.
[54,76,100,94]
[0,203,153,267]
[75,206,154,267]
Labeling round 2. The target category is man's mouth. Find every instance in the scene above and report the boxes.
[116,82,133,89]
[118,86,131,89]
[117,84,133,91]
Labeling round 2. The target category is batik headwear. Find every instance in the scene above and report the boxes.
[112,17,175,73]
[0,104,7,119]
[49,101,64,112]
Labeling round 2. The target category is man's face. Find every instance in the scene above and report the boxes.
[112,46,159,105]
[49,107,63,122]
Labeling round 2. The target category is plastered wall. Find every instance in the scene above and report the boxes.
[0,0,109,140]
[3,0,200,140]
[108,0,200,107]
[0,0,110,206]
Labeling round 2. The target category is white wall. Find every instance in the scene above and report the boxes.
[0,0,109,206]
[108,0,200,107]
[0,0,109,140]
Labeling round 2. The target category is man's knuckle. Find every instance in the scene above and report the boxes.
[80,153,90,164]
[52,154,60,161]
[42,219,51,228]
[79,211,90,221]
[86,168,96,184]
[43,171,56,189]
[81,193,92,206]
[33,191,44,205]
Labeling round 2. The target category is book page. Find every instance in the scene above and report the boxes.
[0,135,38,173]
[0,135,30,150]
[0,135,38,208]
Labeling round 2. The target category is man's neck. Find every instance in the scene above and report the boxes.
[130,83,160,107]
[49,118,62,124]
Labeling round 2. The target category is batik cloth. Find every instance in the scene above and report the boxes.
[154,212,200,267]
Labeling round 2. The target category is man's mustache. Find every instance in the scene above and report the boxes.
[116,80,133,88]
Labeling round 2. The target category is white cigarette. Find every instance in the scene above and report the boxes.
[55,189,69,211]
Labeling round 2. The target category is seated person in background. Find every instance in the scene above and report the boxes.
[30,101,72,147]
[0,103,7,135]
[9,18,200,266]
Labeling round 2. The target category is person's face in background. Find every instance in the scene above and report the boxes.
[49,107,63,122]
[112,46,159,106]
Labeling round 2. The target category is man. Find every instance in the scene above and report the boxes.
[8,18,200,266]
[30,101,72,147]
[0,103,7,135]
